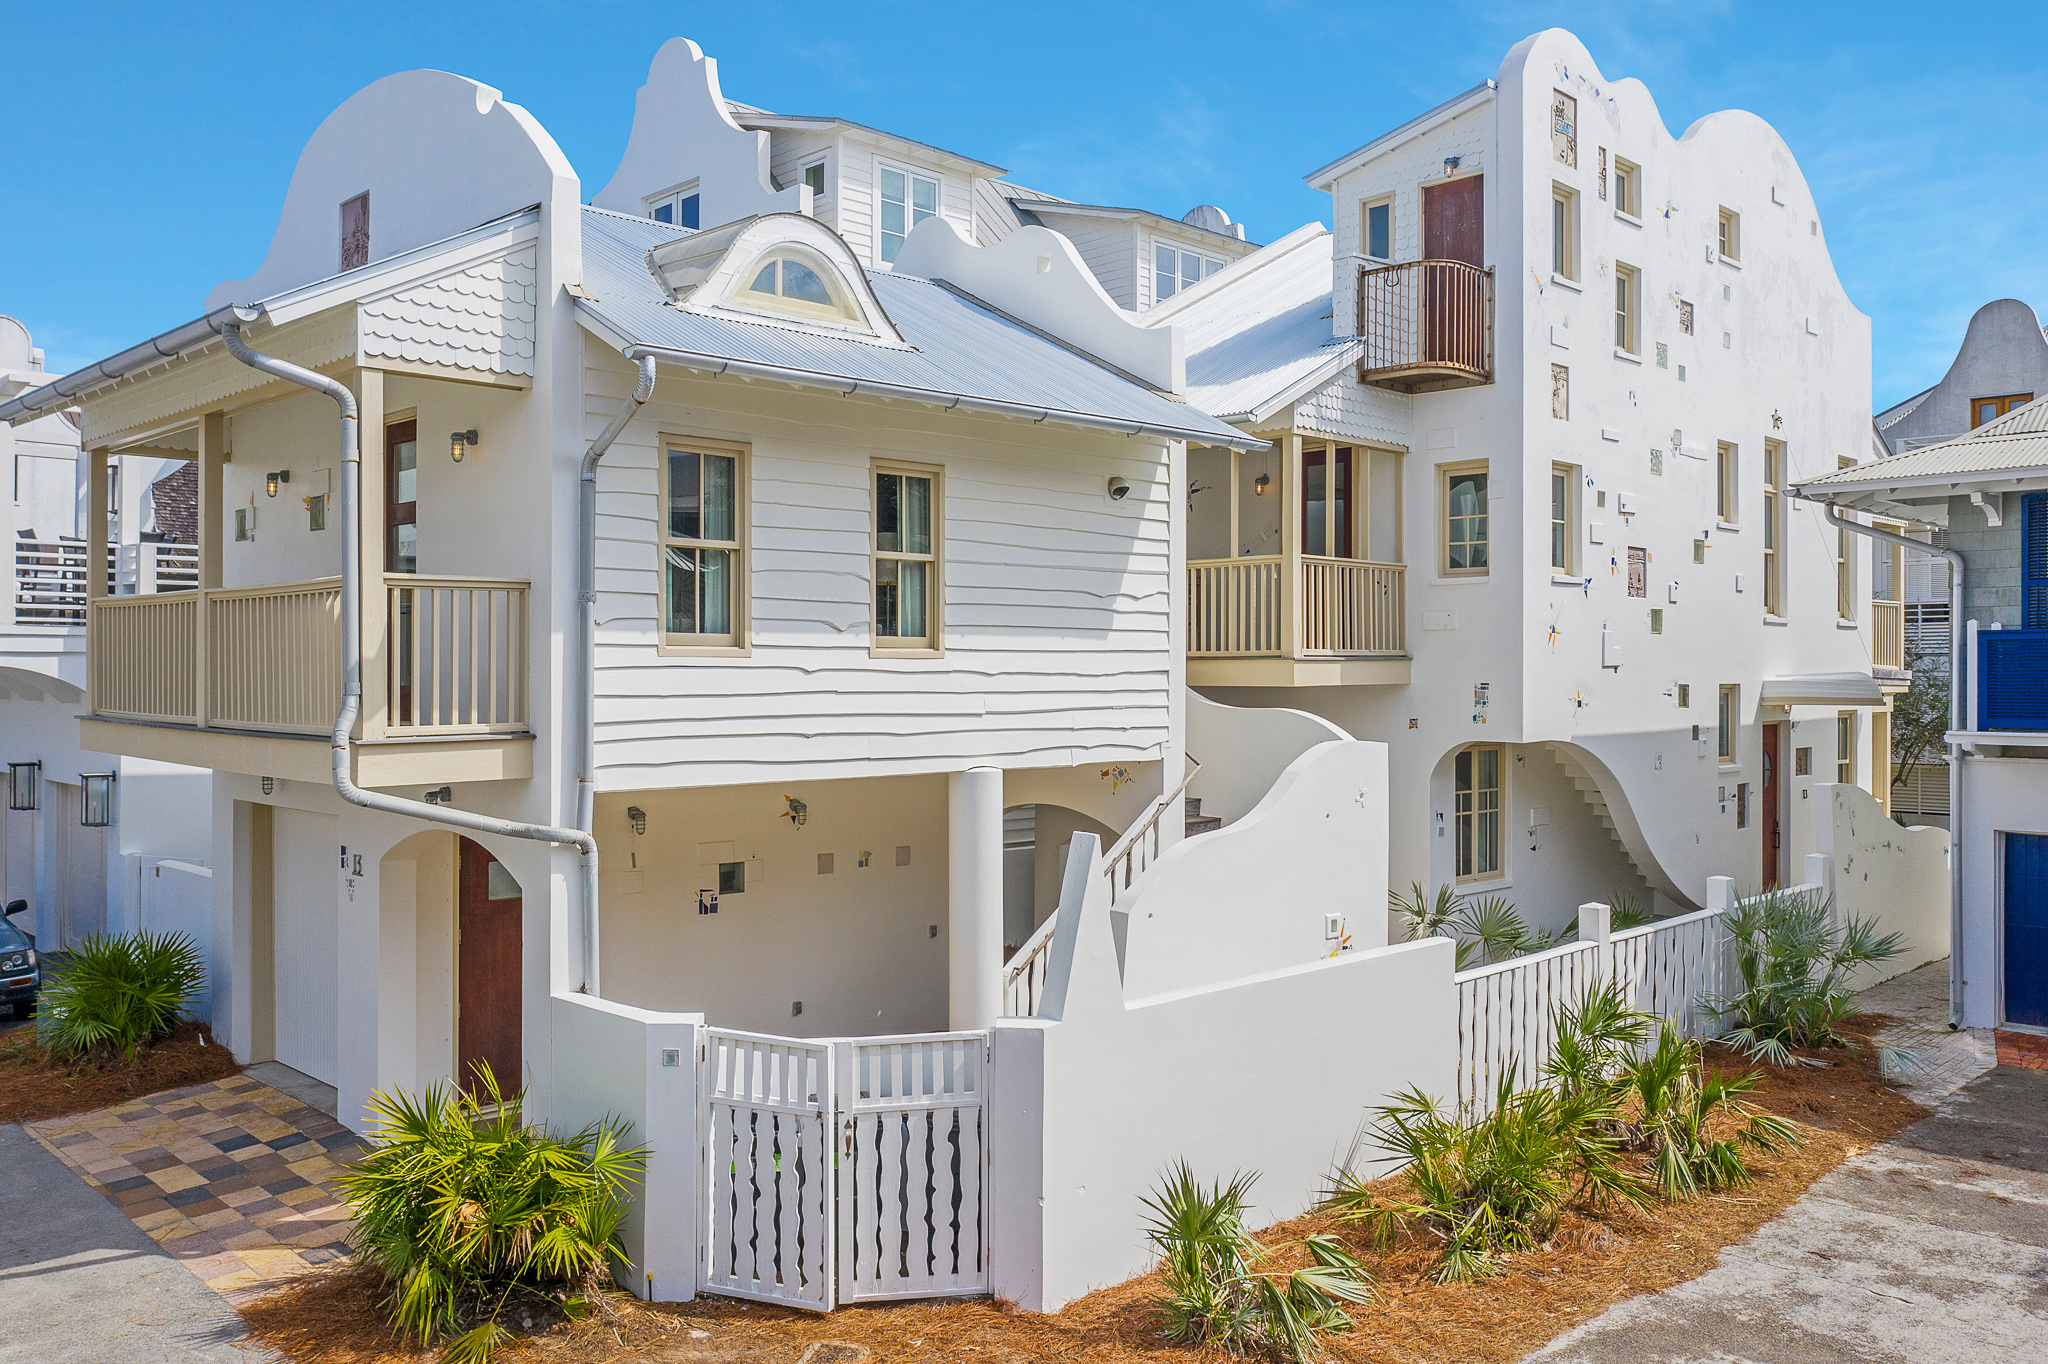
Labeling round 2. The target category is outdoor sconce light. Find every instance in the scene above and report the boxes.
[1254,472,1271,496]
[80,772,115,828]
[265,470,289,498]
[261,776,275,795]
[450,429,479,463]
[1107,476,1130,501]
[627,805,647,835]
[8,761,39,812]
[424,786,452,805]
[1443,156,1462,174]
[781,796,807,828]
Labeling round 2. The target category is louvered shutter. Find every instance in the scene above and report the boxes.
[2024,492,2048,629]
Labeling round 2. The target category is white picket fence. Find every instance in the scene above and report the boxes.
[701,1027,989,1312]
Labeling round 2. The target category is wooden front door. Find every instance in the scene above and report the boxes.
[1761,722,1782,889]
[1423,176,1483,266]
[457,838,522,1097]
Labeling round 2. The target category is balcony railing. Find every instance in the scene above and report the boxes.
[89,574,528,738]
[1357,259,1494,393]
[1872,598,1904,671]
[16,540,199,626]
[1978,628,2048,732]
[1188,556,1404,659]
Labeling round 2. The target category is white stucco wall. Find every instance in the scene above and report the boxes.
[1954,753,2048,1028]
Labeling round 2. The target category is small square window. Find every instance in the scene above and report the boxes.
[1717,207,1740,261]
[1650,608,1663,633]
[895,844,912,867]
[1678,684,1691,708]
[1693,538,1706,564]
[718,860,746,895]
[1735,782,1750,828]
[1613,157,1640,217]
[817,852,835,874]
[1551,184,1579,280]
[1362,198,1392,260]
[802,161,826,195]
[307,494,327,532]
[1794,746,1812,777]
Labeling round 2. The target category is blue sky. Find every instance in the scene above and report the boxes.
[4,1,2044,408]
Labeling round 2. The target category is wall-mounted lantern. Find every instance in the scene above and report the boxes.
[424,786,452,805]
[450,429,479,463]
[1254,472,1271,496]
[8,761,40,812]
[781,796,807,828]
[80,772,115,828]
[265,470,290,498]
[627,805,647,835]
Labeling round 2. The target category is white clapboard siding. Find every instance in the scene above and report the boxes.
[586,358,1173,786]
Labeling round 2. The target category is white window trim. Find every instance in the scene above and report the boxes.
[646,180,701,228]
[1612,155,1641,218]
[800,158,828,198]
[1360,195,1395,262]
[870,457,944,657]
[1717,206,1742,264]
[874,158,941,269]
[1152,238,1227,305]
[1551,182,1580,282]
[656,433,749,657]
[1550,461,1579,575]
[1613,261,1641,355]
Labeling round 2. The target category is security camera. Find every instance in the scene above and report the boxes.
[1107,476,1131,501]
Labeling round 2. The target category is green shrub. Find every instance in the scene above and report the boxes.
[1613,1022,1802,1198]
[40,930,205,1060]
[1389,883,1557,968]
[1326,1068,1643,1284]
[1143,1161,1374,1362]
[1711,887,1904,1065]
[340,1065,647,1364]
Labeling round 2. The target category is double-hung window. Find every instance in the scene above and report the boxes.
[1551,463,1574,573]
[1837,712,1857,786]
[1442,463,1489,576]
[1718,684,1738,763]
[1455,744,1503,881]
[660,439,743,647]
[1613,157,1640,217]
[874,463,940,650]
[1613,262,1640,353]
[1763,439,1786,616]
[1154,243,1224,301]
[1551,185,1578,280]
[1716,442,1738,525]
[878,164,938,264]
[1717,207,1741,261]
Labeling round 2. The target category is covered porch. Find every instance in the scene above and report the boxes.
[1187,433,1408,687]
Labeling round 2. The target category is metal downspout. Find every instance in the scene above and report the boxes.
[218,321,605,993]
[578,352,659,972]
[1817,502,1966,1027]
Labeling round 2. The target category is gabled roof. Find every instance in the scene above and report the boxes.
[1304,81,1496,190]
[1009,198,1255,248]
[1146,225,1360,428]
[578,207,1261,449]
[1796,396,2048,499]
[722,101,1005,176]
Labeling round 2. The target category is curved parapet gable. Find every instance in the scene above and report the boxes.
[206,70,579,311]
[892,218,1184,394]
[590,38,806,225]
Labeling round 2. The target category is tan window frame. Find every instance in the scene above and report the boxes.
[656,434,748,655]
[1454,743,1504,882]
[871,458,943,655]
[1440,460,1490,577]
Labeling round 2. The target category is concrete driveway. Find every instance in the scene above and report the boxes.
[0,1122,280,1364]
[1525,1063,2048,1363]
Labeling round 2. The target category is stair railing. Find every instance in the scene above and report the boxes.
[1001,755,1204,1015]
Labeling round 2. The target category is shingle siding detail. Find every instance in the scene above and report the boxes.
[359,243,538,376]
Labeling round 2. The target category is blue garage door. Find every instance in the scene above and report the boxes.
[2006,833,2048,1027]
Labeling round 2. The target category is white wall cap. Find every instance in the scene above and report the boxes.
[892,218,1185,393]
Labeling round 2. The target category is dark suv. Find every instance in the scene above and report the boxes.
[2,900,39,1020]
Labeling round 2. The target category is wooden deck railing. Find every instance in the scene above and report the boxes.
[89,573,528,738]
[1357,259,1494,391]
[1188,558,1404,659]
[1872,598,1904,670]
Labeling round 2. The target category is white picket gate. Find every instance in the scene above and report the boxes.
[699,1026,989,1311]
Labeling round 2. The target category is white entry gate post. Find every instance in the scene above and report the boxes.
[699,1027,990,1311]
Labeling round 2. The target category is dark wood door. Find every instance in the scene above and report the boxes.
[1761,723,1782,889]
[458,837,522,1098]
[1423,176,1483,265]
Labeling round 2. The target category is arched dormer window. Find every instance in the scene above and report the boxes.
[730,247,868,326]
[646,213,907,348]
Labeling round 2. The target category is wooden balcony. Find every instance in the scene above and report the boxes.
[1357,259,1494,393]
[81,574,532,787]
[1872,597,1905,672]
[1187,556,1408,688]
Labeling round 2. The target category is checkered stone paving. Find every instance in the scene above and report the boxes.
[26,1072,365,1304]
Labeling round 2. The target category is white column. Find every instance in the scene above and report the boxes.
[948,766,1005,1030]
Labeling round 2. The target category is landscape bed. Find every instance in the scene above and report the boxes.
[0,1018,240,1125]
[237,1018,1924,1364]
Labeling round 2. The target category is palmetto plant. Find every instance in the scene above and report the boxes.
[340,1065,647,1364]
[1613,1022,1803,1197]
[1710,888,1904,1066]
[1541,978,1650,1105]
[1389,883,1556,968]
[40,930,205,1060]
[1143,1161,1375,1362]
[1326,1068,1643,1284]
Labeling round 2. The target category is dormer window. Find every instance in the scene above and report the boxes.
[650,186,700,229]
[731,248,869,326]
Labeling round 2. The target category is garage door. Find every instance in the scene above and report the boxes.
[272,808,339,1084]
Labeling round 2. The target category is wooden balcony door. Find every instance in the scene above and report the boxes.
[1761,722,1783,889]
[1302,446,1356,560]
[1423,176,1483,363]
[387,420,418,724]
[457,837,522,1097]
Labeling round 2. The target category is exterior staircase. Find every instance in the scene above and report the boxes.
[1185,796,1222,838]
[1548,747,1653,901]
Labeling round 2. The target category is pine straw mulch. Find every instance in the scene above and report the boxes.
[0,1018,242,1125]
[239,1019,1926,1364]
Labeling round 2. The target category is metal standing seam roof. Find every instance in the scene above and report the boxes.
[1796,395,2048,493]
[577,207,1262,449]
[1156,227,1361,426]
